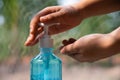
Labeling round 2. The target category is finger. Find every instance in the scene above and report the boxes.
[60,43,78,54]
[25,6,61,46]
[67,53,83,62]
[40,7,64,22]
[40,6,62,23]
[25,25,43,46]
[62,38,76,44]
[67,53,90,62]
[62,40,69,46]
[37,26,44,33]
[69,53,96,62]
[40,13,59,23]
[62,38,76,46]
[39,6,61,17]
[24,34,35,46]
[61,38,76,48]
[30,32,44,46]
[48,24,70,35]
[29,27,44,46]
[65,38,76,44]
[25,14,40,46]
[69,38,76,43]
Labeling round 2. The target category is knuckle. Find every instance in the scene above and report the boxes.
[72,43,79,53]
[30,29,34,34]
[45,14,55,21]
[30,17,39,28]
[44,6,53,11]
[44,15,52,21]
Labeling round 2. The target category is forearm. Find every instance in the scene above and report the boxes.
[72,0,120,18]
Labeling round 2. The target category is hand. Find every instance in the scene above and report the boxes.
[60,33,118,62]
[25,6,84,46]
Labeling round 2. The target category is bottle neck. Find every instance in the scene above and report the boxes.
[40,48,53,54]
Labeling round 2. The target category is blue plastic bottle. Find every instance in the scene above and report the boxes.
[30,23,62,80]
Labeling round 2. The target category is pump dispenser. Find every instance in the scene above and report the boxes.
[30,23,62,80]
[40,23,53,48]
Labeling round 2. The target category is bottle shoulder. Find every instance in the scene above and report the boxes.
[31,53,62,63]
[52,54,62,61]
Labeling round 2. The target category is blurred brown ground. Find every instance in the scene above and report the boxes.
[0,56,120,80]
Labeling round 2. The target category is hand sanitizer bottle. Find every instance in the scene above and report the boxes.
[30,23,62,80]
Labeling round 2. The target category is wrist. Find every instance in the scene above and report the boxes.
[70,1,88,20]
[70,0,100,19]
[107,27,120,54]
[109,27,120,42]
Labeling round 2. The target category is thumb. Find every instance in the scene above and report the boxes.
[60,43,78,55]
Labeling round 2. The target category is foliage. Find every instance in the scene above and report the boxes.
[0,0,120,66]
[0,0,58,61]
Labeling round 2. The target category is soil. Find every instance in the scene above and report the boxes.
[0,64,120,80]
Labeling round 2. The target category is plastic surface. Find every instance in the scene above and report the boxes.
[39,23,60,48]
[30,48,62,80]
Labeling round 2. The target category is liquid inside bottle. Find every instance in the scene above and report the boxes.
[30,48,62,80]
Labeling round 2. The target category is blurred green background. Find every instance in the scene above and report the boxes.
[0,0,120,80]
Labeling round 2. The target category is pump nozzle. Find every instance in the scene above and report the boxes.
[39,23,60,48]
[40,23,60,37]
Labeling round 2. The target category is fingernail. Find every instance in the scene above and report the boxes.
[24,41,31,46]
[24,38,32,46]
[24,42,29,46]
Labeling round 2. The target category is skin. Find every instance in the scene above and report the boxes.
[25,0,120,62]
[61,27,120,62]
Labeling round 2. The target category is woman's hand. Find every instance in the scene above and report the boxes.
[25,6,84,46]
[60,33,120,62]
[25,0,120,46]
